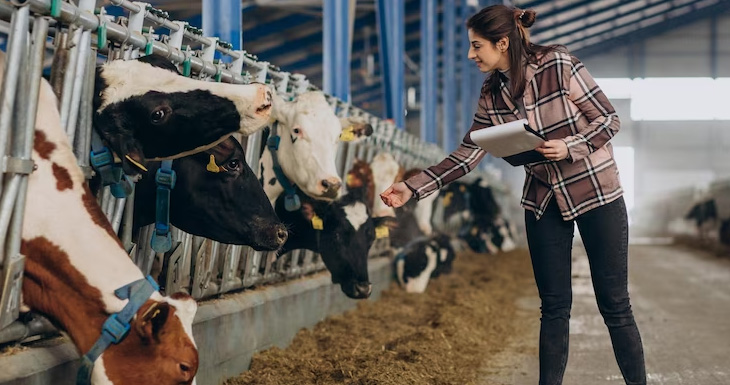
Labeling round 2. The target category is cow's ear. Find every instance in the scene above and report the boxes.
[339,117,373,141]
[134,301,172,343]
[373,216,398,230]
[137,55,182,75]
[300,202,316,221]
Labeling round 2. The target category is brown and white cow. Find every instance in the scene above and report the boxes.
[93,55,273,175]
[259,90,372,204]
[4,52,199,384]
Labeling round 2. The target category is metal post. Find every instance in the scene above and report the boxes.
[442,0,457,152]
[202,0,242,51]
[460,0,474,137]
[376,0,405,128]
[420,0,437,143]
[323,0,350,102]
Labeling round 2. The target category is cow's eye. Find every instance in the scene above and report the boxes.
[150,106,171,125]
[293,128,301,135]
[227,159,241,170]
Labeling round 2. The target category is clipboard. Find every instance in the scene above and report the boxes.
[469,119,549,166]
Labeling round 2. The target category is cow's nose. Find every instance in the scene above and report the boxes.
[321,177,342,193]
[255,85,273,116]
[354,282,372,298]
[275,225,289,246]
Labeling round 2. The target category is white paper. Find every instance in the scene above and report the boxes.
[469,119,544,157]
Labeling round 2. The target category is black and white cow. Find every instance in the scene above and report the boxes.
[275,188,391,299]
[394,233,456,293]
[93,55,273,175]
[131,136,288,251]
[260,91,373,204]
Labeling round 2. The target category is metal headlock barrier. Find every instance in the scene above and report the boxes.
[0,0,508,345]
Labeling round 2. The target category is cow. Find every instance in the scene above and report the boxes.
[394,233,456,294]
[93,55,273,175]
[7,50,199,384]
[685,199,718,240]
[274,187,391,299]
[459,178,516,254]
[131,136,288,250]
[259,90,373,204]
[345,158,375,210]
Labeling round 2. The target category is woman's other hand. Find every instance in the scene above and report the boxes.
[536,139,569,161]
[380,182,414,208]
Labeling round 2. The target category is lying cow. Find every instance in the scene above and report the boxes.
[6,50,199,384]
[274,187,391,299]
[260,90,373,204]
[394,233,456,293]
[131,136,288,250]
[93,55,273,174]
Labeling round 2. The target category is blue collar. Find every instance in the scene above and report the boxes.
[76,276,160,385]
[151,160,175,253]
[267,122,301,211]
[89,131,134,199]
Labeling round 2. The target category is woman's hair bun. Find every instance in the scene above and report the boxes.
[516,8,537,28]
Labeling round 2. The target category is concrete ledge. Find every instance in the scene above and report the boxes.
[0,257,393,385]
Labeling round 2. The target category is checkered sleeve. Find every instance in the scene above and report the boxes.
[404,95,489,200]
[563,55,621,163]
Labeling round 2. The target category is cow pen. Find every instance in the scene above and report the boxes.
[0,1,515,384]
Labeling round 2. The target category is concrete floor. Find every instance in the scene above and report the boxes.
[481,242,730,385]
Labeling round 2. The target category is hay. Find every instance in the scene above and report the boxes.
[226,249,535,385]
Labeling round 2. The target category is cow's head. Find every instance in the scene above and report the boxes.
[276,192,390,299]
[469,178,500,221]
[269,91,373,200]
[346,158,375,210]
[395,236,453,293]
[135,136,288,251]
[370,152,404,217]
[93,55,273,175]
[441,181,472,225]
[97,294,198,384]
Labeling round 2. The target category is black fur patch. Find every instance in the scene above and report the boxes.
[268,178,277,186]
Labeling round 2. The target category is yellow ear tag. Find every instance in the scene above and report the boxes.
[125,155,148,172]
[346,173,355,187]
[339,126,355,142]
[459,185,467,193]
[375,225,389,239]
[443,192,454,207]
[311,215,324,230]
[206,154,221,173]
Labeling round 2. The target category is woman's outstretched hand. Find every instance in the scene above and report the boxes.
[380,182,414,208]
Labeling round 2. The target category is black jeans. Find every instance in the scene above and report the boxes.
[525,197,646,385]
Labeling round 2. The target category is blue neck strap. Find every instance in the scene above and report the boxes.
[267,122,301,211]
[76,276,160,385]
[89,131,134,198]
[151,160,175,253]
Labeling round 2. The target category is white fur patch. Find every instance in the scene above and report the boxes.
[98,60,268,135]
[404,246,438,293]
[439,248,449,263]
[370,153,400,217]
[344,202,369,231]
[92,356,113,385]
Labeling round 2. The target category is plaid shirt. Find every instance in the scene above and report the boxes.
[405,51,622,221]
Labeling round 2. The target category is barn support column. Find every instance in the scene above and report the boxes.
[420,0,437,143]
[460,0,475,138]
[324,0,352,102]
[376,0,405,128]
[442,0,457,151]
[202,0,242,51]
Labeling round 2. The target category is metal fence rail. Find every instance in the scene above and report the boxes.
[0,0,510,345]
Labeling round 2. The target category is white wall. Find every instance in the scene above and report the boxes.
[576,13,730,212]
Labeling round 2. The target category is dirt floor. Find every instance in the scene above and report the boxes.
[226,248,538,385]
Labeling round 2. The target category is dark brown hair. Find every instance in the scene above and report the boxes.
[467,5,563,98]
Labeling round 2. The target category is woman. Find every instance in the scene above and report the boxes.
[380,5,647,385]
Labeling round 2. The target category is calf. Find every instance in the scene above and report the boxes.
[275,189,390,299]
[132,136,287,250]
[394,234,456,293]
[93,55,273,174]
[10,52,199,384]
[260,91,373,204]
